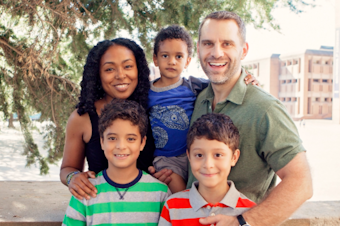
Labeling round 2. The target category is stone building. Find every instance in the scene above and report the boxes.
[243,47,334,120]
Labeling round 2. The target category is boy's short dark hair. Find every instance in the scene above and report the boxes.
[187,113,239,152]
[153,24,193,57]
[98,99,148,140]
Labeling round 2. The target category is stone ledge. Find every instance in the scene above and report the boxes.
[0,182,339,225]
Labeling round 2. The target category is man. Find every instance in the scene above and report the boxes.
[188,11,312,226]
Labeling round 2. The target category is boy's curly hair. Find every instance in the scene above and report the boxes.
[153,24,193,57]
[98,99,148,140]
[187,113,240,152]
[76,38,150,115]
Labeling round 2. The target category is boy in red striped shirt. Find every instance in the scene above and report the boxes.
[159,113,256,226]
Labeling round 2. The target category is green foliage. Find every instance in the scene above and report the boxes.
[0,0,314,174]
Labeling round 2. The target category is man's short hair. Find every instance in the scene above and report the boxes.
[198,11,246,43]
[98,99,148,140]
[153,24,193,57]
[187,113,240,152]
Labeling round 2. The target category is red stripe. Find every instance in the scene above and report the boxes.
[160,206,171,222]
[167,198,192,209]
[171,218,204,226]
[236,197,256,208]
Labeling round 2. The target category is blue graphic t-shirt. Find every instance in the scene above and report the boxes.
[148,77,208,157]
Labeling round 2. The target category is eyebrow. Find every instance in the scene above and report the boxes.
[200,39,235,44]
[102,59,134,66]
[105,132,138,136]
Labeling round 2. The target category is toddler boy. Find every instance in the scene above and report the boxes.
[62,99,171,226]
[148,25,208,193]
[158,113,256,226]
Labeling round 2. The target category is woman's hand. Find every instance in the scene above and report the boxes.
[68,171,97,200]
[148,166,173,185]
[244,70,260,86]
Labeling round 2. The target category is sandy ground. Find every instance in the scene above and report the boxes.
[0,120,339,202]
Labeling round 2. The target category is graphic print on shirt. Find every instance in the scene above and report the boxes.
[149,105,189,148]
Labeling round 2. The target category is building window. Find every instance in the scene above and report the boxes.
[308,60,312,72]
[307,98,311,114]
[283,98,286,102]
[287,61,292,66]
[322,79,328,83]
[287,98,291,102]
[288,80,292,83]
[315,97,320,102]
[313,79,319,83]
[308,79,312,91]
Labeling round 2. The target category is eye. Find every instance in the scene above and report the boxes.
[203,42,212,46]
[176,55,183,59]
[215,153,223,157]
[162,54,168,58]
[195,153,203,158]
[224,42,231,47]
[127,137,136,142]
[105,68,114,72]
[125,65,133,69]
[108,137,116,141]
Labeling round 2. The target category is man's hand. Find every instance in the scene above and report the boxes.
[68,171,97,200]
[148,166,173,185]
[199,214,239,226]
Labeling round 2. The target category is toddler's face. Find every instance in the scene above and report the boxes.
[153,39,191,82]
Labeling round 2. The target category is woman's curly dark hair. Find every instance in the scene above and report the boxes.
[76,38,150,115]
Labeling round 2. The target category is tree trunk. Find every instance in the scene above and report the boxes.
[8,113,15,128]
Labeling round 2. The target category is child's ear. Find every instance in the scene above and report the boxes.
[100,137,104,150]
[185,56,192,69]
[153,54,159,67]
[140,136,147,151]
[186,149,190,160]
[231,149,240,167]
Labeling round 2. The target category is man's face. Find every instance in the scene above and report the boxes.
[198,19,248,84]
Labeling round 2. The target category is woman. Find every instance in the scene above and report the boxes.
[60,38,155,200]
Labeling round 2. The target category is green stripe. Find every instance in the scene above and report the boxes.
[94,223,157,226]
[96,182,168,193]
[63,216,85,226]
[87,202,162,215]
[69,197,85,215]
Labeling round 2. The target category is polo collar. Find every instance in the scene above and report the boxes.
[189,181,240,212]
[202,69,248,105]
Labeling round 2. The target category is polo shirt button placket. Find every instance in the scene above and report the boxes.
[209,212,216,226]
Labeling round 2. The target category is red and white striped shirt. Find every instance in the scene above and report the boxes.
[159,181,256,226]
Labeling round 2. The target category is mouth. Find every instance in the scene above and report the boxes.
[201,172,218,177]
[114,154,130,159]
[208,62,227,67]
[166,68,176,71]
[114,83,129,92]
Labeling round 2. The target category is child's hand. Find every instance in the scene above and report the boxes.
[244,70,260,86]
[68,171,97,200]
[199,214,239,226]
[148,166,173,185]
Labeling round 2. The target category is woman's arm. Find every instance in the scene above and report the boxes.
[60,110,97,200]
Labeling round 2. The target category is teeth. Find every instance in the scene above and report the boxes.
[115,84,128,88]
[115,154,128,157]
[209,62,227,66]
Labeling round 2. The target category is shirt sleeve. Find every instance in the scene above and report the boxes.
[158,201,172,226]
[62,196,86,226]
[259,100,305,172]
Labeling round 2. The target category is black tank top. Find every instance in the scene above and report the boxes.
[85,111,155,174]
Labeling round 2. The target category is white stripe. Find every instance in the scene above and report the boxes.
[86,211,161,225]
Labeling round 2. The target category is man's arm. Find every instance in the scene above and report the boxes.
[243,151,312,226]
[200,152,312,226]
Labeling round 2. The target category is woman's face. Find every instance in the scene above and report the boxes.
[100,45,138,101]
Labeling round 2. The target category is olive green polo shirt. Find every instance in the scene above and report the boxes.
[187,70,305,203]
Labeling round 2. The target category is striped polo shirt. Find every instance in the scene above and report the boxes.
[159,181,256,226]
[62,169,171,226]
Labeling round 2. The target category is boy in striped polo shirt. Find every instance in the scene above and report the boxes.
[62,99,171,226]
[159,113,256,226]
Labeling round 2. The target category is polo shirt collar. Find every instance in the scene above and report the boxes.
[189,180,240,212]
[202,69,248,105]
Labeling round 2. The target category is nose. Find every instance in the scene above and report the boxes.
[168,56,176,65]
[115,139,126,149]
[203,155,214,169]
[211,44,224,59]
[115,68,126,80]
